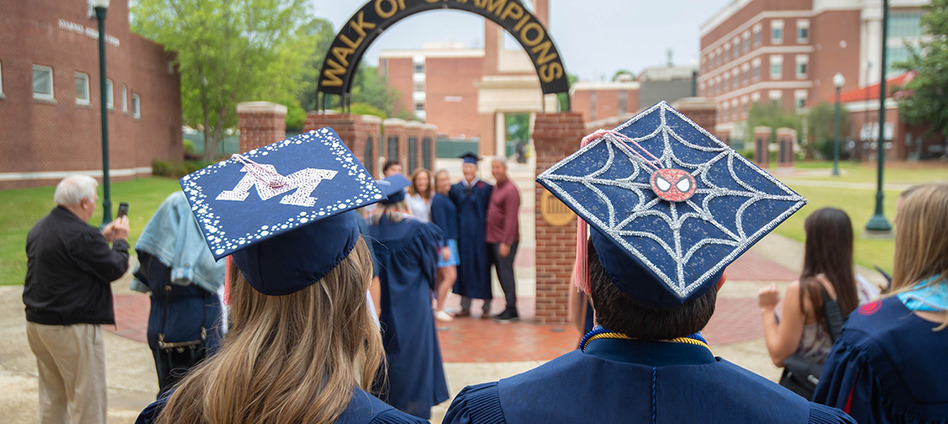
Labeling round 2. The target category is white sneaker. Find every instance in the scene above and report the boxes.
[434,310,454,322]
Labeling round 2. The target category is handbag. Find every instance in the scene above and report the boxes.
[778,282,843,399]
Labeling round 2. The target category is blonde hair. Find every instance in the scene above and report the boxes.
[889,183,948,331]
[407,168,433,200]
[155,237,384,423]
[368,201,409,225]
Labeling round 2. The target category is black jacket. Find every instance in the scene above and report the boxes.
[24,206,129,325]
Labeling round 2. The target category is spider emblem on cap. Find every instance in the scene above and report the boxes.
[650,168,696,202]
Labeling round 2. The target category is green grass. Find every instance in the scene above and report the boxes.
[0,178,182,285]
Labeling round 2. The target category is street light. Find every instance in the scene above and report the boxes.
[832,72,845,176]
[91,0,112,226]
[866,0,892,233]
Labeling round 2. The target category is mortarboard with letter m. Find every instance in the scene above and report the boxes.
[537,101,806,307]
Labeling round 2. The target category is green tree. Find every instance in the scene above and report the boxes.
[297,18,337,111]
[746,101,803,157]
[350,65,402,118]
[894,0,948,138]
[132,0,318,160]
[806,101,851,159]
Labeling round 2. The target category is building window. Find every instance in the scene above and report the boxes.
[121,84,127,112]
[797,20,810,43]
[32,65,54,101]
[722,103,729,121]
[413,62,425,73]
[769,90,782,105]
[723,45,730,63]
[414,102,425,112]
[752,58,761,81]
[888,11,923,37]
[131,93,140,118]
[413,80,424,92]
[105,79,114,109]
[753,24,762,47]
[795,90,808,110]
[771,20,784,44]
[742,31,751,53]
[732,71,739,89]
[770,56,783,80]
[795,55,809,79]
[732,39,740,59]
[751,92,761,102]
[75,73,90,105]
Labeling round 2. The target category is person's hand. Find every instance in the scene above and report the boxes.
[441,246,451,261]
[499,243,510,258]
[758,282,780,311]
[103,216,130,242]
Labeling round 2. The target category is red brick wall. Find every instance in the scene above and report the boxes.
[303,113,383,176]
[810,10,861,103]
[425,56,483,139]
[0,0,182,189]
[533,112,585,324]
[238,103,286,151]
[381,57,414,117]
[572,88,640,124]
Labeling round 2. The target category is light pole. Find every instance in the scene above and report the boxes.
[91,0,112,226]
[866,0,892,232]
[832,72,845,176]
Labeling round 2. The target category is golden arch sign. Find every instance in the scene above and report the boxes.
[318,0,569,107]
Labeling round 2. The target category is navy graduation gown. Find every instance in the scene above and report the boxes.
[430,192,459,242]
[135,387,428,424]
[445,338,854,424]
[449,180,493,299]
[814,297,948,424]
[367,215,449,418]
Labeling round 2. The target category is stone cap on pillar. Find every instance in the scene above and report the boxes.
[422,123,438,131]
[361,115,382,124]
[404,121,424,129]
[236,101,287,116]
[754,126,774,134]
[382,118,407,127]
[776,128,798,138]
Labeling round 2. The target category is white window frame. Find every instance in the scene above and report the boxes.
[752,58,762,82]
[105,79,114,109]
[771,20,784,44]
[131,93,141,118]
[75,72,90,105]
[795,89,808,110]
[797,20,810,43]
[121,84,127,112]
[32,65,54,101]
[769,90,783,104]
[751,92,761,102]
[732,38,740,59]
[770,55,783,80]
[753,23,763,47]
[795,55,809,79]
[742,31,751,53]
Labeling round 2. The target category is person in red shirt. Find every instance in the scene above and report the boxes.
[486,158,521,322]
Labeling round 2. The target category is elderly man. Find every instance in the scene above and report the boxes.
[486,157,521,322]
[24,175,130,424]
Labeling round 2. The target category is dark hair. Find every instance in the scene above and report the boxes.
[588,240,717,340]
[799,208,858,319]
[382,160,401,174]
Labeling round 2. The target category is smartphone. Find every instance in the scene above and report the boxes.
[117,202,129,219]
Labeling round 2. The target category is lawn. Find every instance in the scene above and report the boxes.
[772,161,948,275]
[0,178,182,285]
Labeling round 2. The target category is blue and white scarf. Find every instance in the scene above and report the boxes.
[897,275,948,312]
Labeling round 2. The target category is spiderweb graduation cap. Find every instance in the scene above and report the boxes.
[537,102,806,307]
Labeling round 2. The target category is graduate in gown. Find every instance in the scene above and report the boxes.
[430,169,461,322]
[444,102,854,424]
[368,174,450,419]
[136,130,425,424]
[449,153,493,317]
[814,183,948,424]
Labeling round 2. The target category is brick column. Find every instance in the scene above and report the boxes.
[753,126,773,168]
[405,121,424,174]
[533,112,586,324]
[362,115,383,177]
[382,118,407,168]
[776,128,797,169]
[303,112,382,176]
[422,124,438,171]
[237,102,287,151]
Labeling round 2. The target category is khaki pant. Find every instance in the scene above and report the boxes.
[26,322,106,424]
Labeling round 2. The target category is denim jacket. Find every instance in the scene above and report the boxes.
[132,191,224,294]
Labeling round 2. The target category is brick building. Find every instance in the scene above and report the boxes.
[698,0,929,156]
[0,0,182,189]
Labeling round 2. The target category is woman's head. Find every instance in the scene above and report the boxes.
[409,168,432,199]
[434,169,451,195]
[892,184,948,293]
[801,207,858,316]
[157,237,384,424]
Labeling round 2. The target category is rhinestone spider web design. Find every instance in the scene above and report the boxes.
[537,102,806,300]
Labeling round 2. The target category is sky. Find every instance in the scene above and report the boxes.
[311,0,732,82]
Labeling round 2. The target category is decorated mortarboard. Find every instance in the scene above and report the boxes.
[537,101,806,307]
[459,152,481,164]
[180,128,384,296]
[377,173,411,205]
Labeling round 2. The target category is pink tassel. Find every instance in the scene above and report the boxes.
[571,130,605,295]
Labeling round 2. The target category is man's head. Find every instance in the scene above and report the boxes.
[382,160,402,177]
[491,157,508,183]
[462,163,477,183]
[588,240,718,340]
[55,175,98,223]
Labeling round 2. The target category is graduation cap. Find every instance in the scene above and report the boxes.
[377,173,411,204]
[537,102,806,307]
[459,152,480,164]
[180,128,384,296]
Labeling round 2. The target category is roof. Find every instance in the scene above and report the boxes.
[823,72,916,105]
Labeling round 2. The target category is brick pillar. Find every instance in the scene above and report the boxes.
[671,98,718,142]
[362,115,383,177]
[776,128,797,169]
[533,112,586,324]
[302,112,382,176]
[405,121,424,174]
[753,126,773,168]
[237,102,287,151]
[422,124,438,172]
[382,118,407,168]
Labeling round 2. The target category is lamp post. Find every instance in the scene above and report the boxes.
[866,0,892,232]
[91,0,112,226]
[832,72,845,176]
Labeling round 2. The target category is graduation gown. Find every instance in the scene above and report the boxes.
[368,215,449,418]
[814,297,948,424]
[449,179,493,299]
[135,387,428,424]
[445,337,854,424]
[430,192,459,242]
